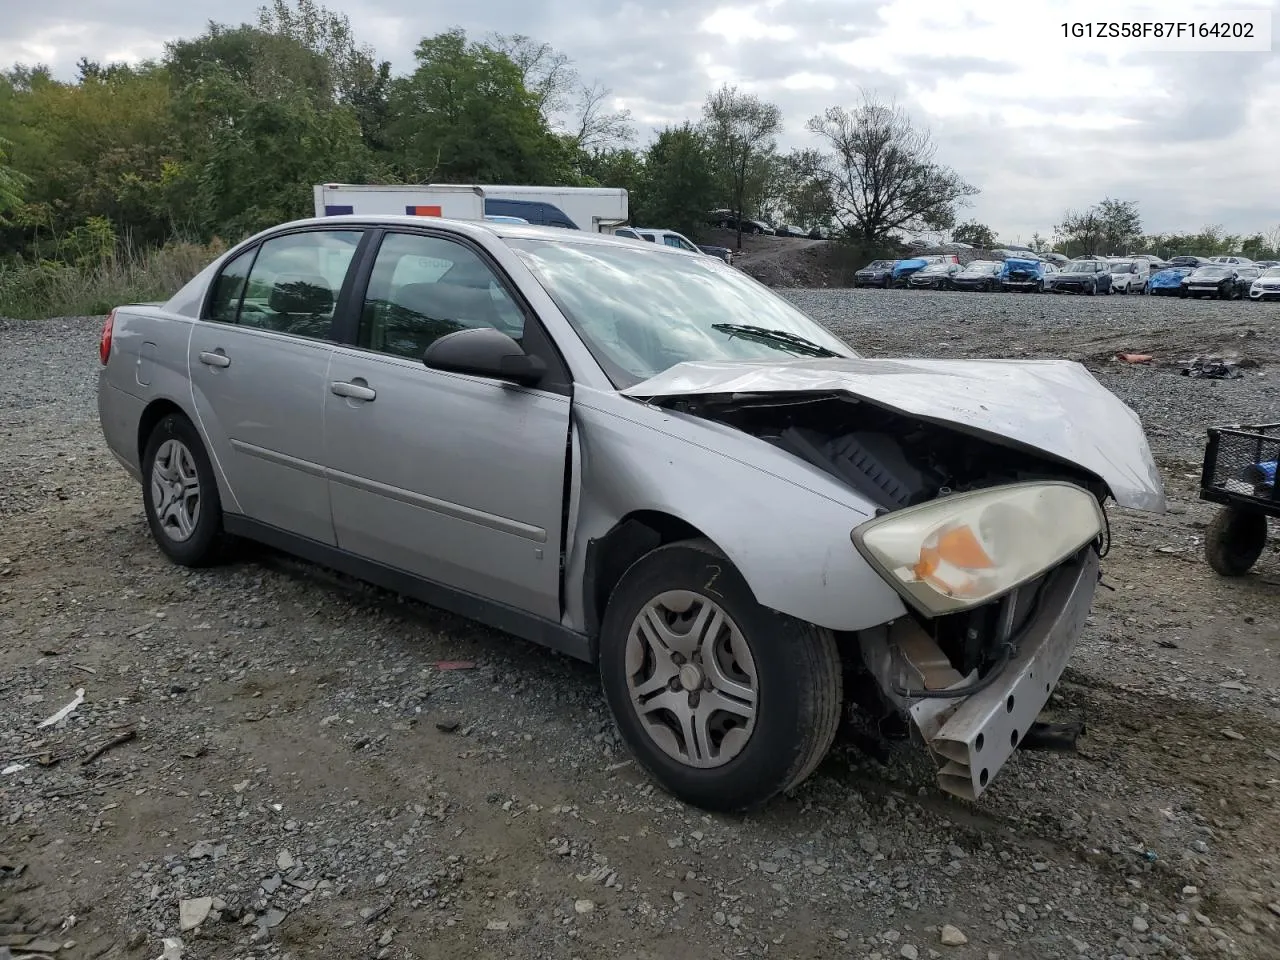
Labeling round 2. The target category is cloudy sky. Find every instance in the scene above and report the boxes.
[4,0,1278,242]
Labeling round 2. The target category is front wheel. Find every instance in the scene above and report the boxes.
[1204,506,1267,576]
[141,412,229,566]
[599,539,842,812]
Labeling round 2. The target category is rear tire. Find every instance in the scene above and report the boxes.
[1204,507,1267,577]
[599,539,842,812]
[141,412,229,567]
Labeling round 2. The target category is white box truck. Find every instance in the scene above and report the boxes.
[451,185,628,233]
[313,183,486,220]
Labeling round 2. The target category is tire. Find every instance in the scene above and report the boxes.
[141,412,229,567]
[882,276,891,289]
[599,538,842,812]
[1204,507,1267,577]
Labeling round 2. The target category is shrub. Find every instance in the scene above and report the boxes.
[0,238,227,319]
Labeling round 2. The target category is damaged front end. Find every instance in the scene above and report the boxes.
[645,387,1127,801]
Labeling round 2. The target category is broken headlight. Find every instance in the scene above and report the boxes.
[850,481,1103,616]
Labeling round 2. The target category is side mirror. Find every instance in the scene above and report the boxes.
[423,327,546,387]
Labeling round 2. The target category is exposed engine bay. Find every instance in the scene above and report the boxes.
[661,391,1110,513]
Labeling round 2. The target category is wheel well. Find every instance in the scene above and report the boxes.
[136,399,186,464]
[581,511,708,640]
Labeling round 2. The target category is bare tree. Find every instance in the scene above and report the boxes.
[573,81,633,151]
[701,84,782,249]
[487,33,632,151]
[806,91,977,243]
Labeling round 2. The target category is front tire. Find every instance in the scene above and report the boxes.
[599,539,842,812]
[141,412,228,567]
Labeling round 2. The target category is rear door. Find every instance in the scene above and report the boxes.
[187,227,366,544]
[321,228,573,620]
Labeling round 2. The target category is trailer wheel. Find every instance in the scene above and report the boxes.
[1204,506,1267,577]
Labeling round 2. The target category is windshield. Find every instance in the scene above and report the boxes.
[964,261,1000,273]
[1192,266,1230,278]
[864,260,894,269]
[920,263,951,274]
[1109,261,1134,273]
[507,238,858,387]
[1237,267,1260,278]
[1064,261,1100,273]
[1263,266,1280,277]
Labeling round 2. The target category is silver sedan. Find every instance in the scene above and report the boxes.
[97,215,1165,810]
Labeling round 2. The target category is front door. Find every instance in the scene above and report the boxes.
[187,227,365,544]
[322,230,572,620]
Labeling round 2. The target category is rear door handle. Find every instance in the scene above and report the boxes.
[198,351,230,368]
[331,380,376,401]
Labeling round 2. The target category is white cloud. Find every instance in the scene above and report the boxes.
[2,0,1279,241]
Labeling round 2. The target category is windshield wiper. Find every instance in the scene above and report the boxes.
[710,323,842,358]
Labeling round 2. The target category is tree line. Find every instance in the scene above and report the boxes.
[2,0,1272,279]
[0,0,978,265]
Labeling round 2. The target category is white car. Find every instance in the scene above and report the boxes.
[1249,265,1280,301]
[1207,255,1253,266]
[1107,260,1150,294]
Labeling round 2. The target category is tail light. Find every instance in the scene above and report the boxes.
[99,309,116,365]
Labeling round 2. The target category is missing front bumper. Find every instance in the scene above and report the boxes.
[861,548,1099,801]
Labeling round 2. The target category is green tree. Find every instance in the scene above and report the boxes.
[387,29,568,183]
[639,124,716,238]
[0,136,29,221]
[1054,198,1142,257]
[770,148,834,230]
[701,85,782,248]
[807,91,977,243]
[952,220,997,248]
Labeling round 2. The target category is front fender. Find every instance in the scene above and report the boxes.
[563,392,909,634]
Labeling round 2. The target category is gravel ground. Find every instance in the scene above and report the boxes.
[2,291,1279,960]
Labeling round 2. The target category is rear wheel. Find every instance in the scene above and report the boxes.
[599,539,842,811]
[1204,507,1267,576]
[141,412,229,567]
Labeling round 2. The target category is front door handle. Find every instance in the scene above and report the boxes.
[331,380,376,401]
[198,351,231,368]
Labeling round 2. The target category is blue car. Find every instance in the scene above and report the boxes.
[1001,257,1046,293]
[891,257,928,285]
[1148,266,1194,296]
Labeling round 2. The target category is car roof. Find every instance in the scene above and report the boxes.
[248,214,679,254]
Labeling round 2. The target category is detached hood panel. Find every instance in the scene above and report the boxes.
[622,358,1166,512]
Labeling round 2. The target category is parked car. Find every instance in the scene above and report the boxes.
[1047,260,1113,295]
[1250,259,1279,269]
[853,259,897,288]
[96,213,1164,810]
[1184,264,1244,299]
[616,227,734,265]
[951,260,1005,292]
[1107,260,1150,294]
[1001,257,1048,293]
[1230,265,1261,298]
[907,261,962,290]
[1168,256,1208,268]
[775,224,808,238]
[1249,265,1280,300]
[1147,265,1193,296]
[891,254,959,286]
[1206,255,1253,266]
[707,210,773,235]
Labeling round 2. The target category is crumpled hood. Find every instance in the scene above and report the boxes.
[622,357,1166,512]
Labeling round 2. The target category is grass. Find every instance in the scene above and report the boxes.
[0,239,227,320]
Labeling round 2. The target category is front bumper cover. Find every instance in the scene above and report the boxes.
[860,547,1099,801]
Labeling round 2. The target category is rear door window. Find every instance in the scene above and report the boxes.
[206,230,363,339]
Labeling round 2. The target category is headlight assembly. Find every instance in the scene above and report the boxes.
[851,482,1104,616]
